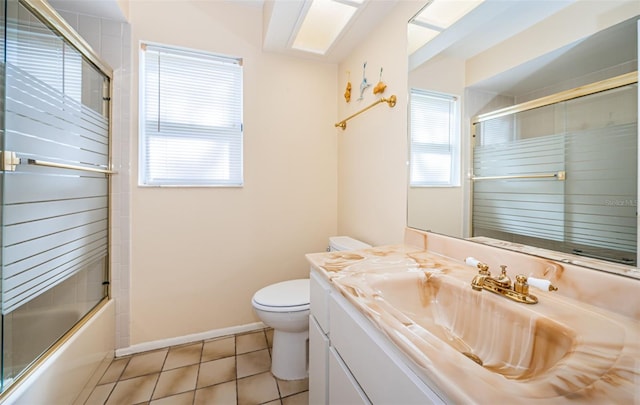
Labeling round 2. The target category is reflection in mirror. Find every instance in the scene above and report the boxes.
[471,78,637,266]
[407,6,639,275]
[407,0,483,55]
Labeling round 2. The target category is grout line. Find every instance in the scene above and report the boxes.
[90,328,306,405]
[148,349,168,403]
[192,341,205,405]
[234,334,239,405]
[265,328,283,402]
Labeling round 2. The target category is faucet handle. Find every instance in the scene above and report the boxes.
[465,257,489,274]
[528,277,558,292]
[514,274,529,294]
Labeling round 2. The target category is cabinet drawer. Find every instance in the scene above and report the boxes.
[329,347,371,405]
[309,316,329,405]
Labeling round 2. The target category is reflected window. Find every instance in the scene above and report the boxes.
[409,88,460,187]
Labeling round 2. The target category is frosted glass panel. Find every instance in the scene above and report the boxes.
[473,83,637,265]
[2,2,110,313]
[0,0,112,391]
[473,134,566,241]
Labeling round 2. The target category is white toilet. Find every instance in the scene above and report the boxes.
[251,236,370,380]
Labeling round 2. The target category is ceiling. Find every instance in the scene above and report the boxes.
[46,0,398,63]
[48,0,127,21]
[467,14,639,96]
[44,0,583,67]
[407,0,638,97]
[47,0,638,96]
[408,0,578,70]
[261,0,397,63]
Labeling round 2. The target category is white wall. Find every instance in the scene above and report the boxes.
[128,1,338,345]
[407,54,466,237]
[336,1,419,246]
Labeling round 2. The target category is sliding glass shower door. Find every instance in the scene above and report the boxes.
[472,80,638,265]
[0,0,112,391]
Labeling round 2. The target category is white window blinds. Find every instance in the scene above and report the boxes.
[409,88,460,187]
[140,43,243,186]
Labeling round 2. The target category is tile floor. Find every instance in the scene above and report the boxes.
[83,328,308,405]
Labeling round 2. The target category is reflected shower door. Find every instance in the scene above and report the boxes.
[472,83,638,265]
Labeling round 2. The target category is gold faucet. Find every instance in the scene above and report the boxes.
[470,264,539,304]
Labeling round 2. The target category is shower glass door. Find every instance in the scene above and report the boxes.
[1,0,111,391]
[472,81,638,265]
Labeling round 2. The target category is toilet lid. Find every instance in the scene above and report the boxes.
[253,279,309,308]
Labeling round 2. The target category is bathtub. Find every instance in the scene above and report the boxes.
[3,304,84,381]
[0,300,114,405]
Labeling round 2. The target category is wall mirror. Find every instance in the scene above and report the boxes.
[407,2,639,278]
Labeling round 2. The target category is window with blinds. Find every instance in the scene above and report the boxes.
[139,43,243,186]
[409,88,460,187]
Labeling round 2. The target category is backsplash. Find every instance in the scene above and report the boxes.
[405,228,640,320]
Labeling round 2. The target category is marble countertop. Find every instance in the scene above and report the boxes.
[306,229,640,404]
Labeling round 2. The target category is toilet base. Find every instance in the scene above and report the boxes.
[271,329,309,380]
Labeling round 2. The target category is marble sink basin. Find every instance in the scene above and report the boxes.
[360,271,573,379]
[335,269,626,398]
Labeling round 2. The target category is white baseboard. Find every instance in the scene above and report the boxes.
[115,322,266,357]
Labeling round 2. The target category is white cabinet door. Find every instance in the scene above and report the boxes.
[309,315,329,405]
[329,347,371,405]
[330,292,444,404]
[310,270,331,334]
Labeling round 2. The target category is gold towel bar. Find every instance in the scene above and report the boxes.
[335,95,397,130]
[27,159,117,175]
[471,171,565,181]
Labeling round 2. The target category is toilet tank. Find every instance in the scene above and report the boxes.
[329,236,371,252]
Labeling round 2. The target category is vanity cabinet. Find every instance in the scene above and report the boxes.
[309,315,330,404]
[309,268,445,404]
[309,271,332,405]
[328,346,370,404]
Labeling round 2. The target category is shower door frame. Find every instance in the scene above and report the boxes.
[0,0,114,397]
[469,71,639,264]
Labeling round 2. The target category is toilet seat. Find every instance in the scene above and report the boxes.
[252,279,310,312]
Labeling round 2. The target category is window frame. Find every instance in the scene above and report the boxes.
[138,42,244,187]
[408,88,461,187]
